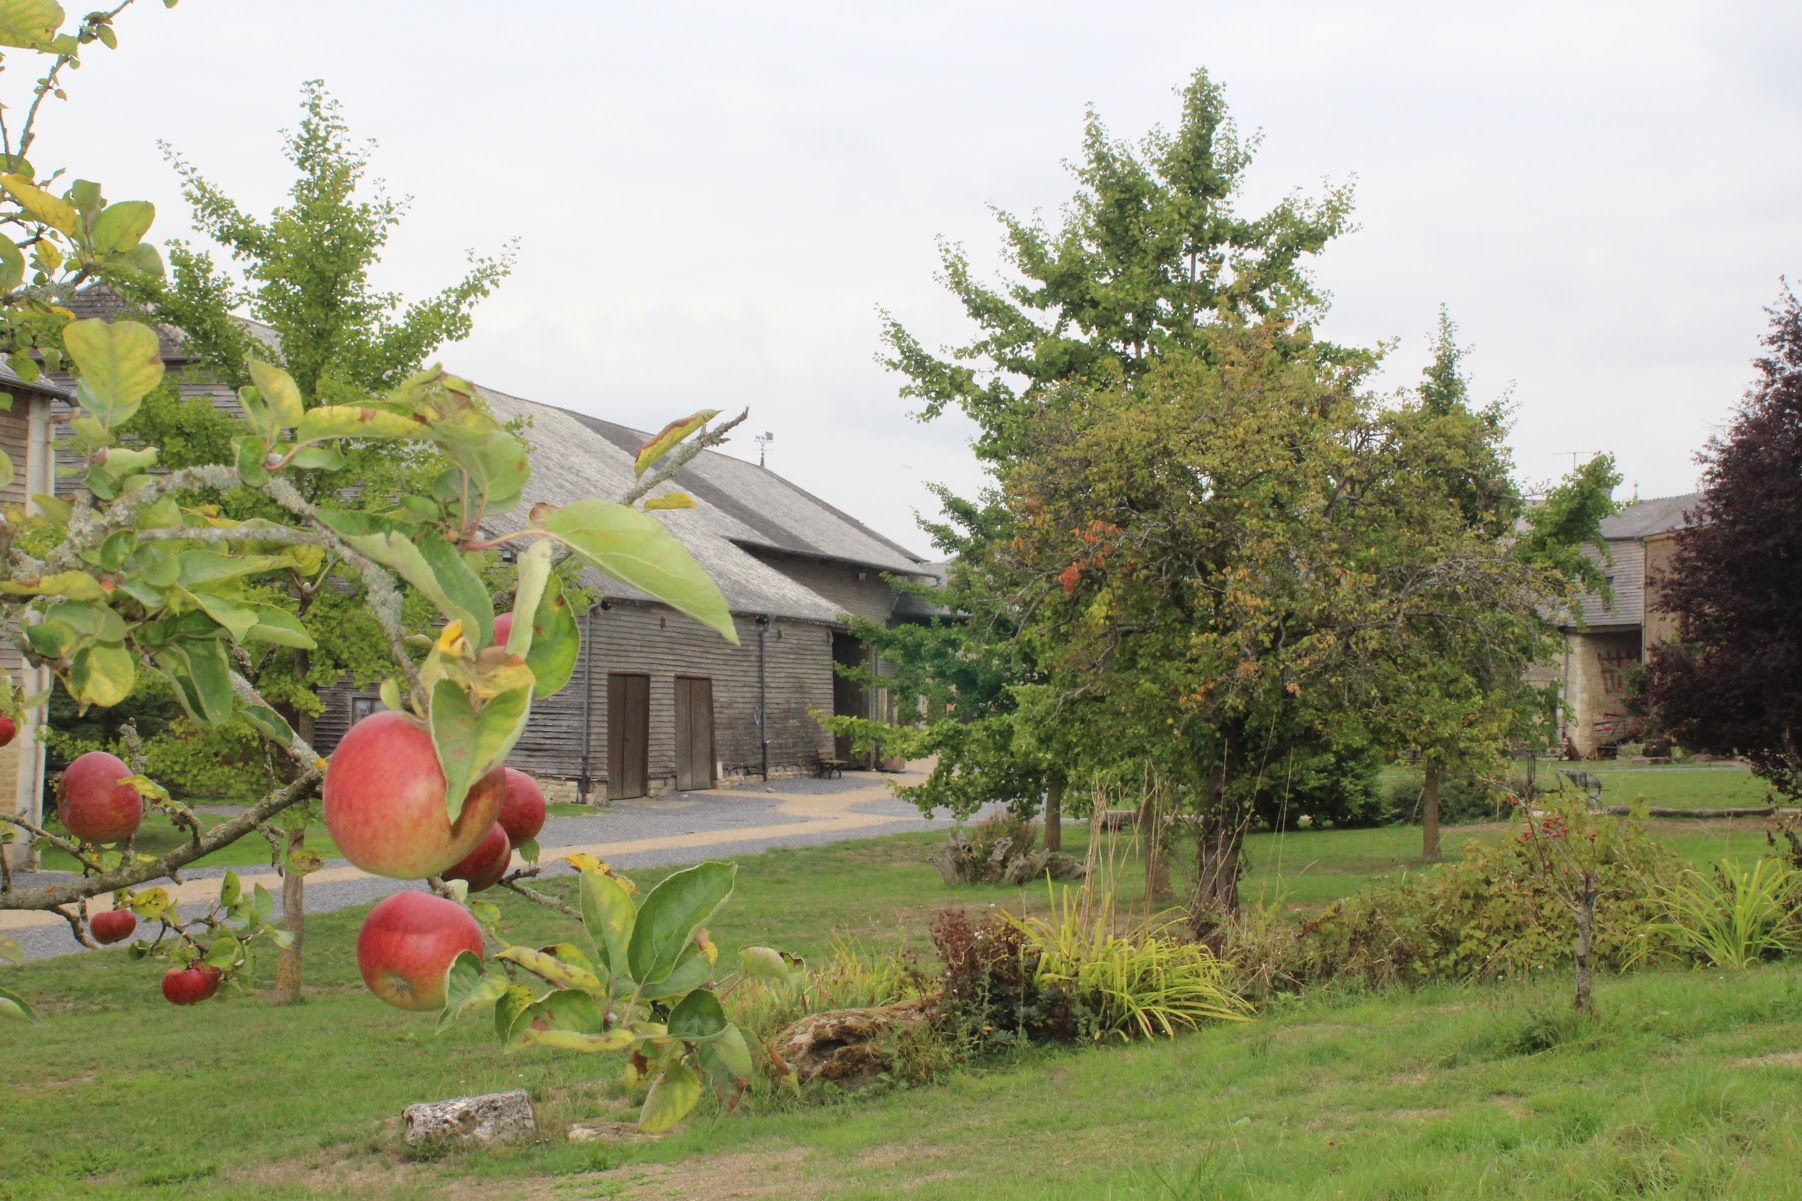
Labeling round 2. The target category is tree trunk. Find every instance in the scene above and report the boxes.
[1189,819,1243,939]
[273,708,315,1006]
[1422,761,1443,863]
[1138,787,1171,905]
[1572,875,1597,1015]
[1043,778,1063,853]
[273,825,306,1005]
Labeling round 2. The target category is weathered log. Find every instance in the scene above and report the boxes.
[771,998,936,1089]
[402,1089,537,1146]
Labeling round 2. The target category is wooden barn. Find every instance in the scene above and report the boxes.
[0,365,73,869]
[310,387,937,801]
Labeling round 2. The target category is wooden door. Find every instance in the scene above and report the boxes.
[674,677,715,792]
[607,674,649,800]
[831,633,866,762]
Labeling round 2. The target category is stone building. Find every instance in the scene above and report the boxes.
[1554,493,1697,757]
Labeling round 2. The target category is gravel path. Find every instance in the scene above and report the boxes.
[6,769,964,962]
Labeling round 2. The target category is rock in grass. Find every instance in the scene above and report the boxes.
[403,1089,536,1146]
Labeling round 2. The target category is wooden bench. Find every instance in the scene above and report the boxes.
[816,759,846,779]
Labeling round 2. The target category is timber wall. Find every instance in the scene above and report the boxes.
[316,604,837,796]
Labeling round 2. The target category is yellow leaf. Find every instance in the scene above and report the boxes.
[0,173,74,234]
[643,492,697,512]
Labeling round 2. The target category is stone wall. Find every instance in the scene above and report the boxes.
[1562,628,1643,757]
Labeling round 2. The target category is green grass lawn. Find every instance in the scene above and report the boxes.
[3,816,1798,1200]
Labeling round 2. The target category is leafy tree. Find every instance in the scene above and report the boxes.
[1348,310,1615,860]
[1645,288,1802,796]
[844,70,1355,849]
[106,82,516,1002]
[0,12,779,1129]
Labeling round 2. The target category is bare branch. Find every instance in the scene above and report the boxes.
[0,770,319,912]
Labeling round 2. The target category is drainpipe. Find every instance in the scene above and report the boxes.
[755,615,770,781]
[577,598,611,802]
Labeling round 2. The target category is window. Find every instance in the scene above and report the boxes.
[349,696,382,726]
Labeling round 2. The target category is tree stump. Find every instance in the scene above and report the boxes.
[402,1089,537,1146]
[771,998,936,1089]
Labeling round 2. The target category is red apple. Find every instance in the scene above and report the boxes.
[496,767,546,848]
[0,713,16,748]
[443,822,511,893]
[90,910,137,945]
[356,891,485,1011]
[58,751,143,844]
[161,964,222,1006]
[492,612,513,647]
[322,711,505,879]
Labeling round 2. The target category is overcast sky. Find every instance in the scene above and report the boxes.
[40,1,1802,555]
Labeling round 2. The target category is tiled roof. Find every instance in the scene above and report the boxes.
[477,387,931,623]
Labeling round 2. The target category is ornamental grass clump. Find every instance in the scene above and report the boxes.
[1011,882,1250,1042]
[1646,857,1802,970]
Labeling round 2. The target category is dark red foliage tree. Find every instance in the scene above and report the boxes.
[1645,287,1802,796]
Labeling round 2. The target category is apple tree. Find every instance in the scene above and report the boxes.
[0,0,780,1130]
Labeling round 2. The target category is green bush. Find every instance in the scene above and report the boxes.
[1257,740,1391,829]
[1648,858,1802,969]
[1280,812,1686,989]
[1386,771,1509,827]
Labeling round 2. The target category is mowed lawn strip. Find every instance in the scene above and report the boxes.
[1,817,1795,1200]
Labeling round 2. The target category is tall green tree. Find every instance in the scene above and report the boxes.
[844,70,1355,848]
[1350,310,1615,860]
[112,81,515,1002]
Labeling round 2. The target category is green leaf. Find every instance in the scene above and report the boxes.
[294,404,420,444]
[31,492,70,522]
[203,936,242,969]
[240,703,295,747]
[666,989,728,1040]
[70,642,134,708]
[0,237,22,290]
[23,618,75,658]
[697,1026,754,1096]
[220,870,241,908]
[245,359,303,430]
[579,868,636,980]
[511,989,627,1052]
[738,946,807,988]
[243,605,316,649]
[638,942,716,1002]
[627,862,736,987]
[495,983,533,1043]
[253,883,275,924]
[315,512,493,645]
[521,569,579,698]
[538,500,737,643]
[635,410,719,478]
[63,319,164,429]
[233,435,268,486]
[0,985,41,1024]
[638,1062,702,1133]
[287,443,345,472]
[90,199,155,254]
[428,680,531,824]
[506,540,552,657]
[437,949,509,1032]
[154,638,233,725]
[378,676,402,713]
[0,172,74,232]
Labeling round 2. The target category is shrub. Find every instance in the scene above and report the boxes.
[1647,858,1802,969]
[1012,884,1249,1041]
[931,907,1062,1049]
[1386,772,1509,826]
[1290,809,1686,988]
[1256,740,1391,829]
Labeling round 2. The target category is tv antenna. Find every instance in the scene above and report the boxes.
[755,431,774,468]
[1554,450,1603,474]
